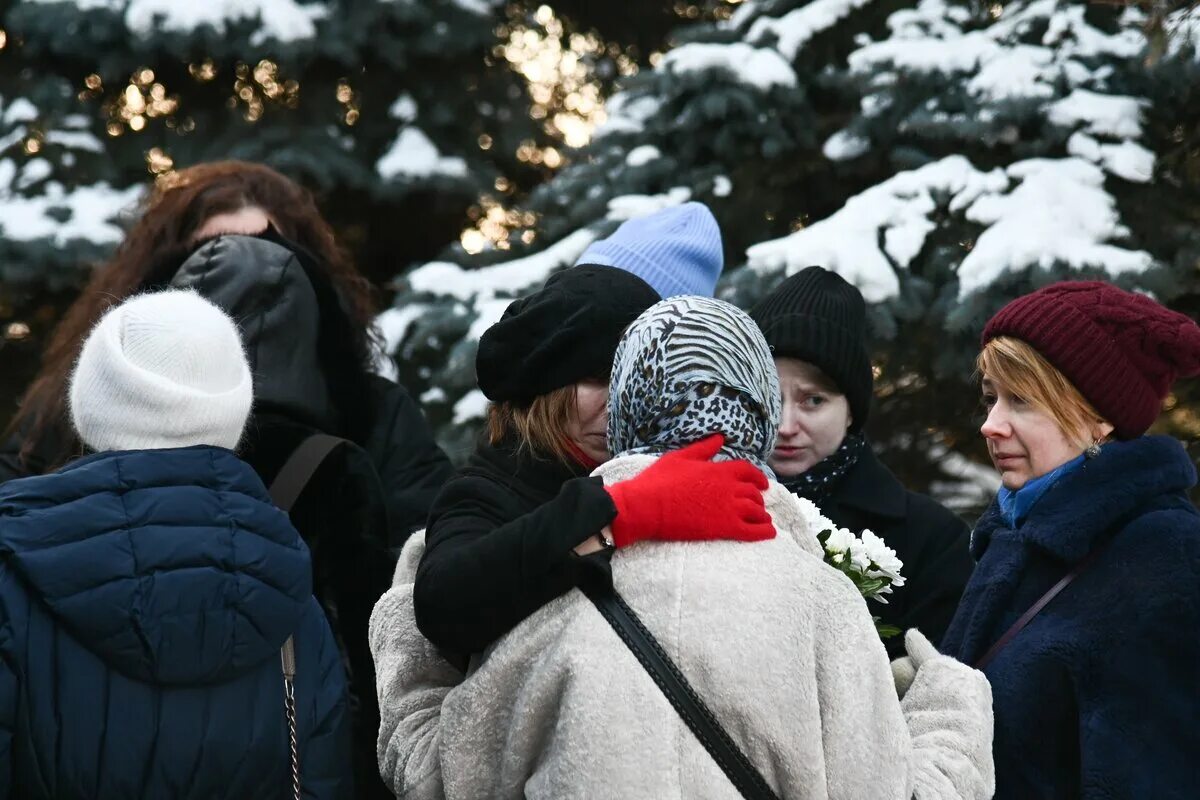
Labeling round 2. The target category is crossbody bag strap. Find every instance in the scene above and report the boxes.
[268,433,349,800]
[974,502,1144,671]
[580,581,782,800]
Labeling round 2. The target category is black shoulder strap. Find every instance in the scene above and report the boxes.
[580,581,782,800]
[269,433,348,512]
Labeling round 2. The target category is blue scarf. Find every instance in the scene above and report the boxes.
[997,454,1086,528]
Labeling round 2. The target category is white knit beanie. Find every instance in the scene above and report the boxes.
[69,290,254,452]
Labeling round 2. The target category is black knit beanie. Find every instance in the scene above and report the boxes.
[476,265,660,406]
[749,266,873,432]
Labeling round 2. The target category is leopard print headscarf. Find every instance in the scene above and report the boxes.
[608,296,781,475]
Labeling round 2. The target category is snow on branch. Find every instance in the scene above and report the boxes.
[26,0,331,44]
[747,0,878,61]
[0,159,141,246]
[660,42,796,90]
[376,127,469,181]
[745,154,1153,302]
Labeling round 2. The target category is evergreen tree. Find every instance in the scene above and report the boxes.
[385,0,1200,512]
[0,0,637,426]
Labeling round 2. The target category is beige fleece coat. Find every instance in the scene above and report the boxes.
[370,454,994,799]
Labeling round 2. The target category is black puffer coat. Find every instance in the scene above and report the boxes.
[811,446,973,658]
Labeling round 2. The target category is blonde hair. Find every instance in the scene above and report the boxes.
[977,336,1108,447]
[486,384,579,464]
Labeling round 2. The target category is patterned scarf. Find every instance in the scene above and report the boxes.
[780,432,866,502]
[608,296,781,475]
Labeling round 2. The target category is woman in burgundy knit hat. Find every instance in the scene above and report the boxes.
[942,280,1200,800]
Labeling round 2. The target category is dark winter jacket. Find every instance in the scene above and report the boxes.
[941,436,1200,799]
[0,446,352,800]
[165,233,454,542]
[812,446,973,657]
[414,436,617,660]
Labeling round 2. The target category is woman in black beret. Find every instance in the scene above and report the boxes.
[412,265,776,661]
[750,267,973,656]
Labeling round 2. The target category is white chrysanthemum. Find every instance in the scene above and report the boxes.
[859,528,905,586]
[823,526,856,554]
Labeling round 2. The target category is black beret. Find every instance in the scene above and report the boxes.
[476,265,660,405]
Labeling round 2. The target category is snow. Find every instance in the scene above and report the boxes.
[2,98,38,124]
[746,154,1152,302]
[448,0,500,15]
[1067,132,1154,183]
[376,127,469,180]
[16,158,52,189]
[927,442,1001,513]
[44,130,106,153]
[747,156,1006,302]
[389,94,417,123]
[0,169,142,246]
[845,0,1156,182]
[748,0,876,61]
[958,157,1153,296]
[407,228,598,304]
[1165,8,1200,60]
[712,175,732,197]
[823,129,870,161]
[376,303,429,355]
[966,44,1056,100]
[625,145,661,168]
[1047,89,1146,139]
[660,42,796,91]
[453,389,489,424]
[420,387,447,404]
[850,0,1147,104]
[466,297,513,342]
[593,93,662,139]
[118,0,328,43]
[607,186,691,220]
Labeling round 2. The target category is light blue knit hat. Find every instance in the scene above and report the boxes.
[574,202,723,298]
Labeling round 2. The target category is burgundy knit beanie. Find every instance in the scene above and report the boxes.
[983,281,1200,439]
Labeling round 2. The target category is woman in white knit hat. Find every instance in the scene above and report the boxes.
[0,290,352,799]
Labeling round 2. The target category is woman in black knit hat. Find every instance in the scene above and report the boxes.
[412,265,776,661]
[750,266,972,655]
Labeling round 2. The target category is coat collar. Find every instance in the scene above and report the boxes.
[830,445,908,520]
[469,434,594,505]
[971,436,1196,564]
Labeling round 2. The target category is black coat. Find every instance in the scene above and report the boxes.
[414,436,617,661]
[811,446,973,657]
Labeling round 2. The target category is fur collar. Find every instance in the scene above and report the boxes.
[971,436,1196,564]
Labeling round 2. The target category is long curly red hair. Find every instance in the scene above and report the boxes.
[10,160,378,470]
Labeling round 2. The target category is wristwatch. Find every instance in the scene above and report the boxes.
[596,528,615,550]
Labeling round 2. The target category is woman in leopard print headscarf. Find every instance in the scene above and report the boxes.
[608,295,781,474]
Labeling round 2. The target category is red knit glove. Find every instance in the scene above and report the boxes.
[605,434,775,548]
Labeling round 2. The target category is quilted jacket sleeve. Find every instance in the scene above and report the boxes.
[0,591,14,800]
[299,603,354,800]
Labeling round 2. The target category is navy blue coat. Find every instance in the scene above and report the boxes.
[942,436,1200,799]
[0,447,352,799]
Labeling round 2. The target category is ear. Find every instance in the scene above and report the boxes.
[1095,420,1115,441]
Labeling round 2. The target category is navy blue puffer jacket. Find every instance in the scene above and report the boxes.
[0,446,352,799]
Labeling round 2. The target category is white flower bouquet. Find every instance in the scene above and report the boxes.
[817,525,906,639]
